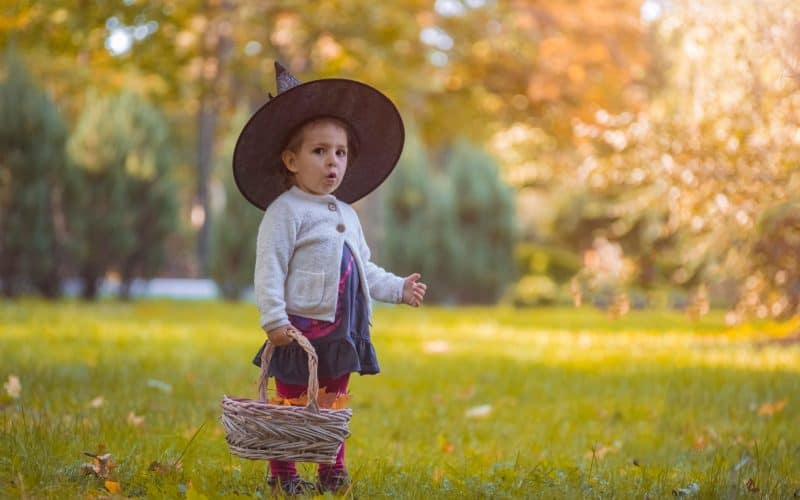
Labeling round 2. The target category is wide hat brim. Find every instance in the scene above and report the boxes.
[233,78,405,210]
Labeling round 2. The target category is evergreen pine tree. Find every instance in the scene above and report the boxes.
[114,93,179,299]
[445,139,517,303]
[67,91,177,299]
[0,51,69,297]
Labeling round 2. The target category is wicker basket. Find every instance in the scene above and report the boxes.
[221,328,352,464]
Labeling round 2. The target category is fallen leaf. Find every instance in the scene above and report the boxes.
[146,378,173,393]
[436,434,455,454]
[745,478,759,493]
[81,451,115,480]
[457,386,476,400]
[672,482,700,497]
[127,412,145,427]
[149,422,205,476]
[422,340,450,354]
[584,442,621,460]
[148,460,183,475]
[105,480,121,493]
[756,399,787,416]
[692,435,708,450]
[4,375,21,399]
[464,404,492,418]
[89,396,105,408]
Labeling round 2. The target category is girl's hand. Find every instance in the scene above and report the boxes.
[266,325,295,346]
[402,273,427,307]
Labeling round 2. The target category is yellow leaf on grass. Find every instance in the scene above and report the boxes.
[4,375,21,399]
[756,399,787,416]
[584,442,621,459]
[105,480,121,493]
[127,411,145,427]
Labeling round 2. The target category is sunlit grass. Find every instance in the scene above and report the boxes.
[1,301,799,498]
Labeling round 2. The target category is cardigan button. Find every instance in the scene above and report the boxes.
[336,224,345,233]
[328,202,337,211]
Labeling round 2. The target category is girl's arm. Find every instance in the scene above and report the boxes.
[355,221,406,303]
[254,203,296,333]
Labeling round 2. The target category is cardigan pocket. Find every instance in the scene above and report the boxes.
[289,269,326,309]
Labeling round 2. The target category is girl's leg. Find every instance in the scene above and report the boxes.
[269,378,309,480]
[317,374,350,490]
[269,375,349,477]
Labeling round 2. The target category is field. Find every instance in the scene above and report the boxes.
[1,301,799,498]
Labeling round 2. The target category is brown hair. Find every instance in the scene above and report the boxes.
[279,117,360,189]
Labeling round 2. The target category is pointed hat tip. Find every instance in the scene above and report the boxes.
[274,60,302,94]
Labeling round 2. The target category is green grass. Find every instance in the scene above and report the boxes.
[1,301,799,498]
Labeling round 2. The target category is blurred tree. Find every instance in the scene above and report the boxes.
[67,91,177,299]
[738,201,800,320]
[384,135,517,304]
[0,51,69,298]
[116,97,180,300]
[2,0,655,277]
[567,1,800,318]
[209,107,261,300]
[445,139,518,303]
[381,128,459,303]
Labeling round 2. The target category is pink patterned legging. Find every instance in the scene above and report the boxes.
[269,373,350,478]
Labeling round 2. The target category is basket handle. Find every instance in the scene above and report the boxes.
[258,327,321,412]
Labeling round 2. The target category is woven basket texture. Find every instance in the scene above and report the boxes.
[221,329,352,463]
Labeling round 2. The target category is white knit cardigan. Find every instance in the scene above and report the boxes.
[255,186,405,332]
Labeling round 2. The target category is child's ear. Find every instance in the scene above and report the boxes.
[282,150,298,173]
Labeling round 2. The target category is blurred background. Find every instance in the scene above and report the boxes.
[1,0,799,323]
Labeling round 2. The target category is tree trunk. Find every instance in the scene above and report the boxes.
[196,99,215,276]
[81,265,100,301]
[195,0,233,277]
[119,266,134,301]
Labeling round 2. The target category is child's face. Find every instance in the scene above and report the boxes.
[281,121,349,196]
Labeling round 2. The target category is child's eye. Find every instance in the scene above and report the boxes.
[312,147,324,155]
[336,149,347,157]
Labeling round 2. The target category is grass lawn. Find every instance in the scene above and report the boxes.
[1,300,799,498]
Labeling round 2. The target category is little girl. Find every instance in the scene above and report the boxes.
[232,62,427,495]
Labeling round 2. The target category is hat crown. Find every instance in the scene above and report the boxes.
[275,62,302,94]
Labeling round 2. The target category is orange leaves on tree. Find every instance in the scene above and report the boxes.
[269,390,350,409]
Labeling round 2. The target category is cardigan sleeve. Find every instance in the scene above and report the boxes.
[254,201,296,332]
[354,216,405,304]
